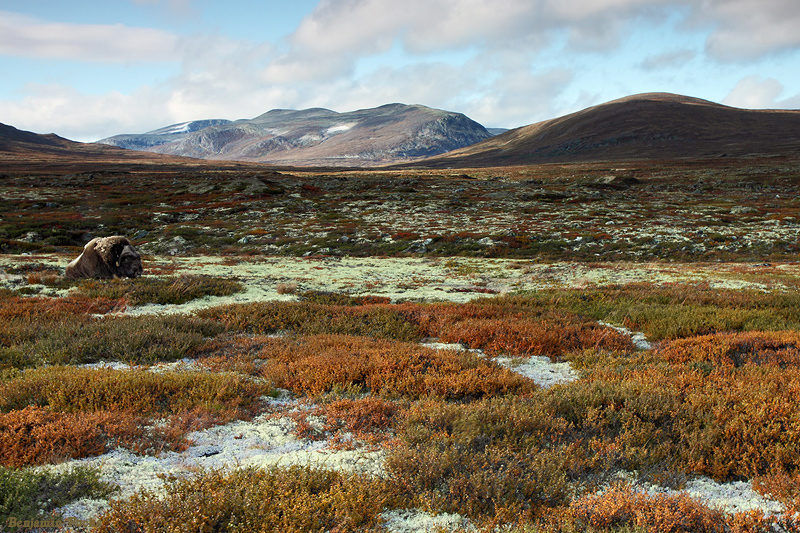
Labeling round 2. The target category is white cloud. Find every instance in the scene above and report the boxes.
[689,0,800,61]
[723,75,800,110]
[289,0,659,60]
[638,49,696,70]
[288,47,574,129]
[0,11,180,63]
[4,0,800,142]
[290,0,800,66]
[0,83,171,141]
[132,0,196,16]
[466,70,575,128]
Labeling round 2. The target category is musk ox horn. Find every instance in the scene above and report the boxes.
[65,236,143,279]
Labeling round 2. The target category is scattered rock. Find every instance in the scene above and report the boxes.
[585,175,641,190]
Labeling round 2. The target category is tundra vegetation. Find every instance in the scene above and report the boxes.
[1,159,800,532]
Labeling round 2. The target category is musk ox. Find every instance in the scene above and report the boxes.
[65,236,143,279]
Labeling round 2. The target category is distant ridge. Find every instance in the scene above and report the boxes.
[0,122,64,151]
[98,104,492,167]
[406,93,800,167]
[0,122,213,174]
[7,93,800,173]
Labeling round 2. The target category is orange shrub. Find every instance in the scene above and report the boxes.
[0,295,120,322]
[0,406,190,467]
[393,301,634,357]
[434,317,633,357]
[324,397,398,434]
[196,301,422,341]
[192,334,278,375]
[258,334,536,400]
[570,335,800,483]
[0,296,120,351]
[571,483,728,533]
[196,299,635,357]
[659,330,800,367]
[289,397,402,447]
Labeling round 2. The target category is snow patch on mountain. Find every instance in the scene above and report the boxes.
[327,123,355,135]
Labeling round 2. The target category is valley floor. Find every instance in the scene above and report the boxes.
[3,254,798,308]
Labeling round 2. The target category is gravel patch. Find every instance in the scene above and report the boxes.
[380,509,475,533]
[51,401,385,523]
[598,321,652,350]
[494,355,580,388]
[641,477,786,517]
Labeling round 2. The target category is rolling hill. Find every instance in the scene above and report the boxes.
[407,93,800,167]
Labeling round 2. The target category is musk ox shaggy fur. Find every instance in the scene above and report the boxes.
[65,236,143,279]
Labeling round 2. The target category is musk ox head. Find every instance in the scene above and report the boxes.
[116,242,143,278]
[65,236,143,279]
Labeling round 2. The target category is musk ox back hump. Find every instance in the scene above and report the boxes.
[65,236,143,279]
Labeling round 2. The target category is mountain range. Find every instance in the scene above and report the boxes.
[97,104,493,167]
[3,93,800,171]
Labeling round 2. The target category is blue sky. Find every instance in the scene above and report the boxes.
[1,0,799,141]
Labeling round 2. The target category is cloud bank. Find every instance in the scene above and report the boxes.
[0,11,179,63]
[1,0,799,141]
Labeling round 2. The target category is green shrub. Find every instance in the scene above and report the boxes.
[502,285,800,340]
[0,366,268,416]
[77,275,244,305]
[196,301,422,342]
[0,465,113,524]
[4,315,225,367]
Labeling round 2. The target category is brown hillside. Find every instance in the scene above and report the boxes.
[405,93,800,167]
